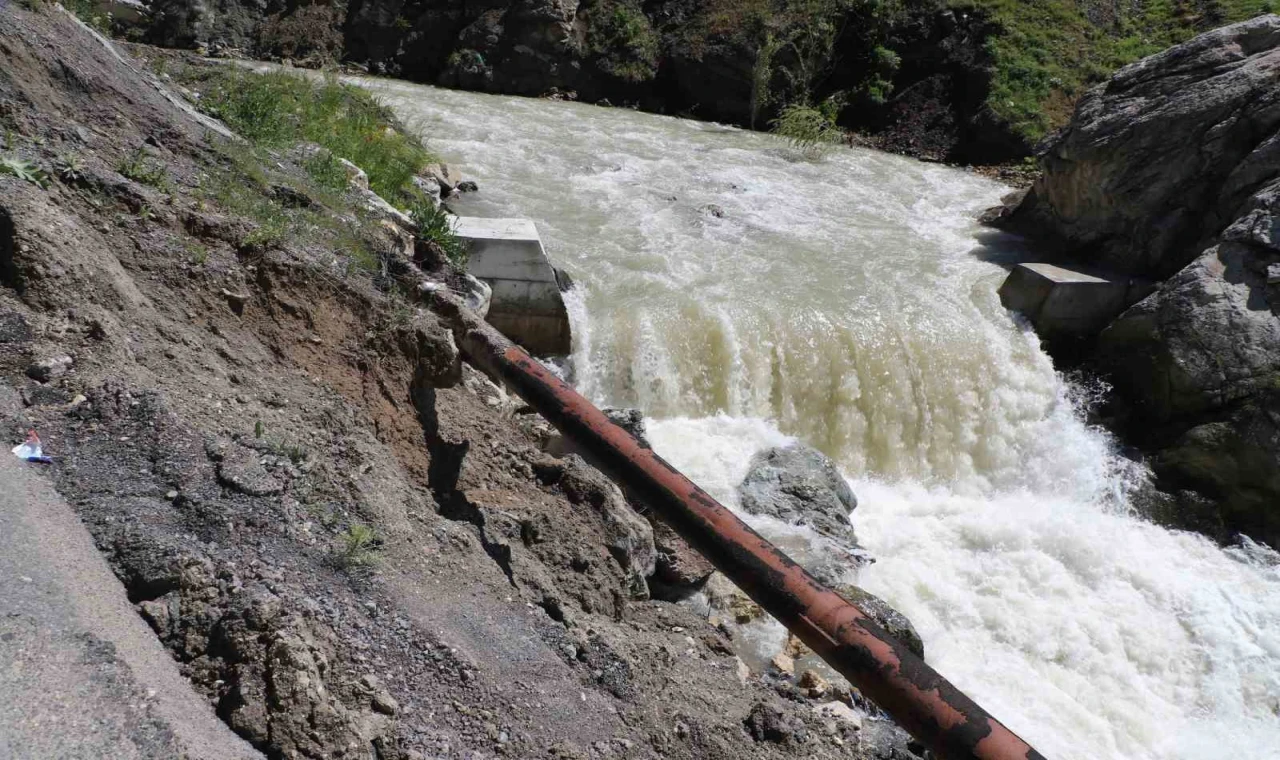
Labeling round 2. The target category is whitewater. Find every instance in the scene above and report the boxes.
[358,76,1280,760]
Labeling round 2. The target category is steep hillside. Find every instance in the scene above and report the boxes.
[0,3,919,758]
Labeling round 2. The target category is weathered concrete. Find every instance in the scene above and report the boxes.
[454,217,572,356]
[998,262,1156,337]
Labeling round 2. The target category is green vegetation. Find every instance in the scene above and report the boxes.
[772,103,843,158]
[407,197,469,266]
[959,0,1278,142]
[335,522,380,569]
[0,155,48,188]
[55,153,86,184]
[590,1,662,83]
[117,147,171,190]
[185,67,433,200]
[678,0,1277,151]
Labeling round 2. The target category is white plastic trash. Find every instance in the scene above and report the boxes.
[11,430,52,463]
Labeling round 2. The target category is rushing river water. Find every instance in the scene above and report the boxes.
[354,76,1280,759]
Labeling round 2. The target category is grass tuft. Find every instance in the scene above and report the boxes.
[335,522,381,569]
[406,194,469,267]
[188,68,434,200]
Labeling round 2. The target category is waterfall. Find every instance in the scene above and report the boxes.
[359,75,1280,760]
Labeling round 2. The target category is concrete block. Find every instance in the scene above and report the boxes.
[998,262,1156,337]
[453,217,572,356]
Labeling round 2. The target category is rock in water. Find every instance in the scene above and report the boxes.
[993,16,1280,546]
[737,445,857,544]
[835,584,925,659]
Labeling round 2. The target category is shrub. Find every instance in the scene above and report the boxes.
[772,103,842,158]
[590,1,661,83]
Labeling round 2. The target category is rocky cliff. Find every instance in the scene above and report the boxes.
[139,0,1019,162]
[998,16,1280,547]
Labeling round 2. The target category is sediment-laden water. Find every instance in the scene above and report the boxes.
[359,76,1280,760]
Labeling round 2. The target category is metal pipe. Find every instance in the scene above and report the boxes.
[427,292,1046,760]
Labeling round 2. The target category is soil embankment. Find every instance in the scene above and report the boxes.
[0,4,915,757]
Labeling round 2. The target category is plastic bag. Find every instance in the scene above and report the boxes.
[11,430,53,464]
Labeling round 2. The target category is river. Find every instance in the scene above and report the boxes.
[356,77,1280,760]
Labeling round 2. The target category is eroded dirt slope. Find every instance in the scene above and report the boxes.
[0,5,916,760]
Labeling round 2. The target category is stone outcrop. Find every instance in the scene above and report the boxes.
[737,444,858,544]
[999,16,1280,279]
[996,16,1280,546]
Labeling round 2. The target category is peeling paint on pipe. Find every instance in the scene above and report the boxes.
[428,292,1046,760]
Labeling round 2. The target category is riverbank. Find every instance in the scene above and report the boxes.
[0,5,922,758]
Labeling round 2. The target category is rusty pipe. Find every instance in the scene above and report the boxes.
[427,292,1045,760]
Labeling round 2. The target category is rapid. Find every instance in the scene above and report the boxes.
[360,77,1280,760]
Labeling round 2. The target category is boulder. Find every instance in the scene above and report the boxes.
[737,444,857,544]
[834,584,924,660]
[993,18,1280,546]
[998,15,1280,279]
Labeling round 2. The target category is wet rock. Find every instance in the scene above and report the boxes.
[835,584,925,660]
[26,355,72,382]
[456,180,479,193]
[702,572,763,624]
[737,444,857,543]
[768,652,795,677]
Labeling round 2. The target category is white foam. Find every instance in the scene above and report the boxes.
[356,75,1280,760]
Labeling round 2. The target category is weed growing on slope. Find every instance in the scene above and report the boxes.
[406,194,469,266]
[118,148,171,190]
[182,67,435,200]
[0,155,48,188]
[335,522,381,570]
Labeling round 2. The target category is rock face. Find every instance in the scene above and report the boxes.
[737,444,857,544]
[999,16,1280,546]
[1001,16,1280,279]
[138,1,1023,162]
